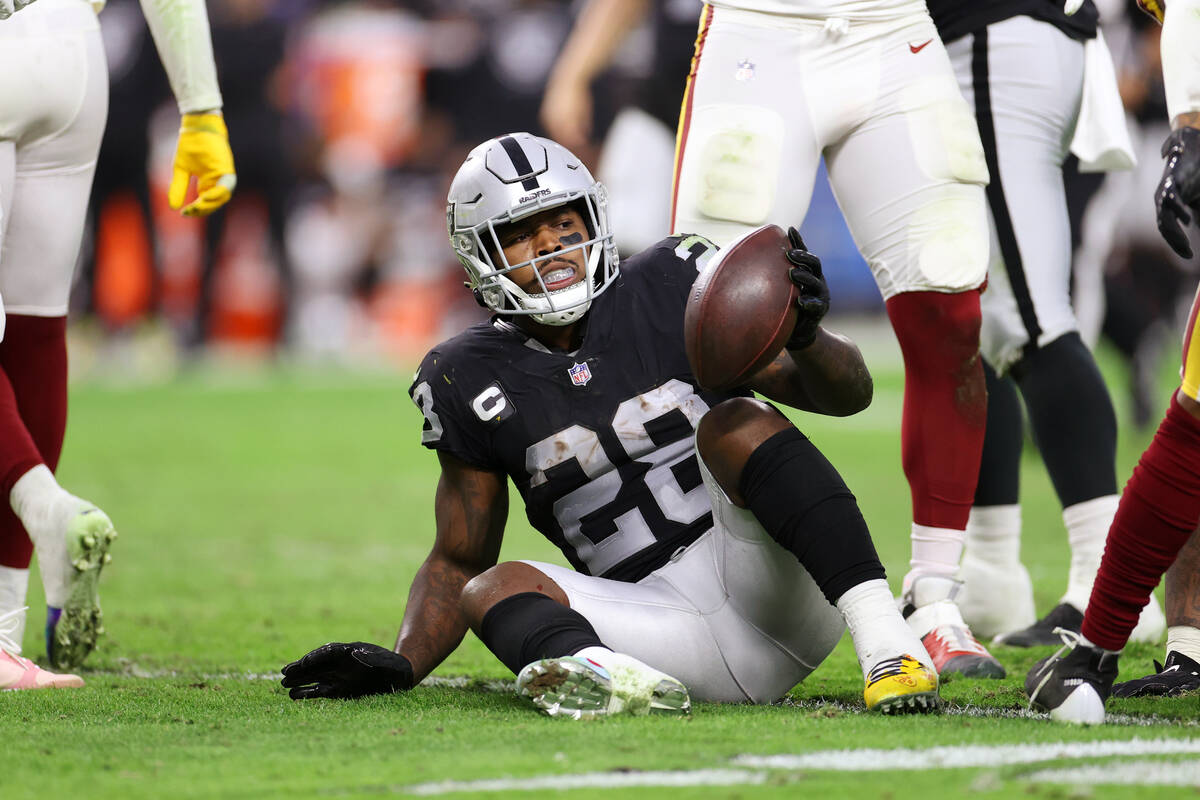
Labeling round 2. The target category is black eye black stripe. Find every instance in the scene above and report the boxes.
[499,135,541,191]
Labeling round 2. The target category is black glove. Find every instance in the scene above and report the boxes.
[281,641,414,700]
[784,226,830,349]
[1155,126,1200,259]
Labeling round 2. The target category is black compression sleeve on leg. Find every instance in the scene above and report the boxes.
[1013,332,1118,507]
[738,428,886,605]
[974,359,1023,506]
[478,592,605,675]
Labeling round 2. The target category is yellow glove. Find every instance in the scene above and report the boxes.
[169,113,237,217]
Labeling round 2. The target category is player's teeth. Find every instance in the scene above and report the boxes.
[544,268,573,284]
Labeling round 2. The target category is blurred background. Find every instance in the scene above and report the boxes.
[73,0,1197,430]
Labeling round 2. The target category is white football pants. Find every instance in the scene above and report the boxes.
[945,16,1086,373]
[672,5,989,299]
[521,442,846,704]
[0,0,107,339]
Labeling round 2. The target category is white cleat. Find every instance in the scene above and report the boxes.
[516,653,691,719]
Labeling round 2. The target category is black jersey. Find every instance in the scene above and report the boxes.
[409,235,750,583]
[926,0,1099,44]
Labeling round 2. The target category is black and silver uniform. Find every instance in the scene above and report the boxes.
[926,0,1099,44]
[409,234,749,583]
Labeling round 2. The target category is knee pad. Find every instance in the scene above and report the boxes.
[682,105,784,226]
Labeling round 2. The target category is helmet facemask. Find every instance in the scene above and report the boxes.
[447,134,619,327]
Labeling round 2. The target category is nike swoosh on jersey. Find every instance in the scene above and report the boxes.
[909,39,933,54]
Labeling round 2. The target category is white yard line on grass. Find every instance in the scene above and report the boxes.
[402,741,1200,795]
[404,770,766,796]
[1026,759,1200,786]
[732,737,1200,770]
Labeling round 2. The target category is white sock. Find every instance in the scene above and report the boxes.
[1076,629,1120,655]
[907,524,965,592]
[0,566,30,653]
[1061,495,1119,612]
[837,578,934,678]
[9,465,88,608]
[1166,625,1200,664]
[965,505,1022,564]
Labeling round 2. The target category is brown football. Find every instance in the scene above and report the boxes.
[683,224,798,391]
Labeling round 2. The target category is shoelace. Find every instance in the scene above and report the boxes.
[0,606,29,656]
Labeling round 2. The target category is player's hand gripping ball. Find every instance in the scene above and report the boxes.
[684,224,829,390]
[281,641,414,700]
[783,226,830,349]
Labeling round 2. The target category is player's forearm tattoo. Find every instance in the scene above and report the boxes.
[1165,527,1200,628]
[395,466,506,682]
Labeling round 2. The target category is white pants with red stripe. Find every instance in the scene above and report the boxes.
[0,0,107,338]
[671,5,989,299]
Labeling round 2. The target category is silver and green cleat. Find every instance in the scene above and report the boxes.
[46,507,116,670]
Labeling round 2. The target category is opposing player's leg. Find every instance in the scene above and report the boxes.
[945,17,1163,647]
[1111,527,1200,697]
[670,6,821,246]
[0,11,112,670]
[1027,284,1200,721]
[823,15,997,679]
[1111,525,1200,697]
[0,157,81,690]
[697,398,938,713]
[461,563,690,718]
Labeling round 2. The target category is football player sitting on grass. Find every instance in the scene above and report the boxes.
[283,133,938,717]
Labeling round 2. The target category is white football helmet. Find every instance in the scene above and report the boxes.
[446,132,619,326]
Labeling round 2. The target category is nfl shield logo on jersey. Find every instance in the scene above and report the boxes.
[568,362,592,386]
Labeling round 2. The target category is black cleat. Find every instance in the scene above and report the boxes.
[1111,651,1200,698]
[1025,628,1119,724]
[995,602,1083,647]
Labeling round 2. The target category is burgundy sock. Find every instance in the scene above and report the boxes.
[1082,396,1200,650]
[884,290,987,530]
[0,315,68,570]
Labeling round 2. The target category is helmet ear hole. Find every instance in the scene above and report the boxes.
[470,287,488,309]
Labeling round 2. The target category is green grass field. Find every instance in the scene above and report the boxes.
[3,328,1197,799]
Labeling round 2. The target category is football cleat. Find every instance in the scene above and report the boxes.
[994,602,1083,647]
[515,653,691,719]
[46,507,116,670]
[863,654,939,714]
[901,576,1005,679]
[0,608,83,690]
[956,552,1036,641]
[1025,628,1119,724]
[1111,651,1200,698]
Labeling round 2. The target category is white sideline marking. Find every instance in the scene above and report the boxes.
[733,737,1200,770]
[404,769,765,795]
[401,743,1200,795]
[1028,759,1200,786]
